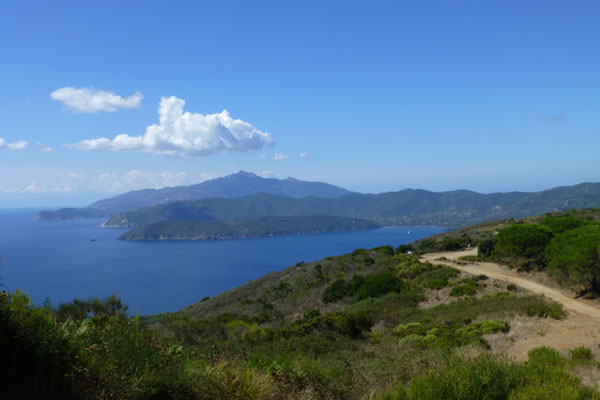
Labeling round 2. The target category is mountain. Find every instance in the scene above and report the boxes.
[102,182,600,229]
[35,171,354,220]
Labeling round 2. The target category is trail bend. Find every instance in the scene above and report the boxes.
[421,249,600,359]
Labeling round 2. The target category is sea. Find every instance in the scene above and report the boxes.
[0,209,443,315]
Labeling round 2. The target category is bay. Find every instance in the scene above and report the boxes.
[0,209,442,315]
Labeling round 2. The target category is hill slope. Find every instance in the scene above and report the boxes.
[103,182,600,229]
[118,216,379,241]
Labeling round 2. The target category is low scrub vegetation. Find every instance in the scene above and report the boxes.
[0,241,588,399]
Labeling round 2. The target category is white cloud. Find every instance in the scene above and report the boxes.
[68,96,273,157]
[273,152,288,160]
[16,181,74,194]
[259,170,275,178]
[35,141,54,152]
[51,87,143,113]
[298,151,308,158]
[0,138,28,150]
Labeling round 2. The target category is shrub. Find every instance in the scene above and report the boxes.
[449,278,485,297]
[395,244,414,254]
[569,346,594,362]
[420,267,459,290]
[540,215,592,235]
[478,237,497,258]
[545,225,600,292]
[494,224,553,269]
[386,355,524,399]
[355,272,407,299]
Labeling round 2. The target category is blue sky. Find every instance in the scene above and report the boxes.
[1,1,599,207]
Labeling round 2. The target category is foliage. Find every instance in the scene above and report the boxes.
[119,215,379,241]
[540,215,592,235]
[478,237,497,258]
[493,224,553,269]
[449,277,486,297]
[545,224,600,291]
[394,319,509,349]
[395,244,414,254]
[380,348,600,400]
[322,272,407,303]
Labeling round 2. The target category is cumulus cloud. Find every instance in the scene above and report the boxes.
[541,114,567,124]
[68,96,273,157]
[298,151,308,158]
[0,138,28,150]
[51,87,143,113]
[273,152,288,160]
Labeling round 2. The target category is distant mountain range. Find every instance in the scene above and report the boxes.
[101,182,600,230]
[35,171,354,220]
[35,171,600,232]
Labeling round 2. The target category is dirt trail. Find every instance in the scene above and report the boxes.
[421,249,600,360]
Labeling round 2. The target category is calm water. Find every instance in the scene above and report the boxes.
[0,209,442,315]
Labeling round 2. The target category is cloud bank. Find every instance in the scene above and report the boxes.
[68,96,273,157]
[51,87,143,113]
[0,138,28,150]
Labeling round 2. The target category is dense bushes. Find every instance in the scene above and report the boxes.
[493,224,553,269]
[381,347,600,400]
[546,224,600,291]
[322,272,407,303]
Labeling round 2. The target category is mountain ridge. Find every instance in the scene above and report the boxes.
[101,182,600,229]
[36,171,355,220]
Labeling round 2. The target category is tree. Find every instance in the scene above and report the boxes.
[493,224,553,269]
[540,215,592,235]
[546,225,600,293]
[477,237,497,259]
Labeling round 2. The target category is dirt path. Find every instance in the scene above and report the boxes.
[421,249,600,360]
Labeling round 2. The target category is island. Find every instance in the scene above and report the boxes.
[117,215,379,241]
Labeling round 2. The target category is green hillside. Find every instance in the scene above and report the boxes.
[118,216,379,241]
[101,182,600,229]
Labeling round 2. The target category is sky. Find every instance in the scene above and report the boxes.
[0,0,599,207]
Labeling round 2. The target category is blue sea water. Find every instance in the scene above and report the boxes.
[0,209,442,315]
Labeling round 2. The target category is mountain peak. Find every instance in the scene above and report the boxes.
[229,170,258,178]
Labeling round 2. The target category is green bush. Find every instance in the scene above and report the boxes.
[382,355,524,400]
[355,272,407,299]
[478,237,497,258]
[395,244,414,254]
[540,215,592,235]
[546,224,600,292]
[569,346,594,363]
[419,267,459,290]
[449,278,485,297]
[494,224,553,269]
